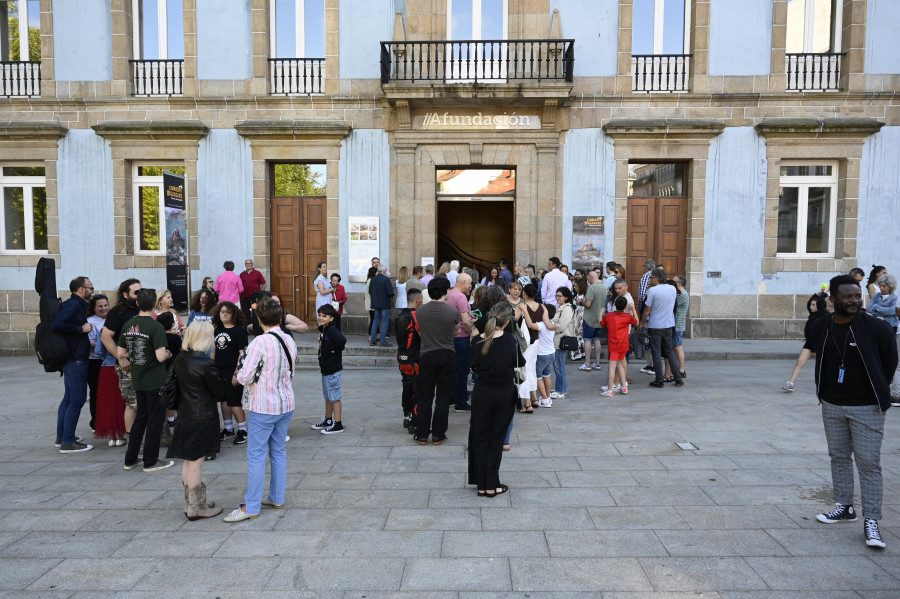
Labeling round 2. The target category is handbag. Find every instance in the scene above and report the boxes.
[559,335,579,351]
[160,355,181,410]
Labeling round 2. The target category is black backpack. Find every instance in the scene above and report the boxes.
[34,257,70,373]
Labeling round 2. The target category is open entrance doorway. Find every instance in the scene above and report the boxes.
[626,162,688,292]
[435,168,515,279]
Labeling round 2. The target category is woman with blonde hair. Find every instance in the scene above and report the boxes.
[438,262,451,276]
[154,289,185,333]
[467,302,524,497]
[396,266,410,309]
[163,321,226,521]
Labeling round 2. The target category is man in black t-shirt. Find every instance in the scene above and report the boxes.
[101,278,142,436]
[806,274,898,550]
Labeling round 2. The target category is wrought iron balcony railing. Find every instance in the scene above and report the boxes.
[631,54,691,92]
[131,59,184,96]
[380,39,574,84]
[785,53,843,92]
[0,61,41,97]
[269,58,325,95]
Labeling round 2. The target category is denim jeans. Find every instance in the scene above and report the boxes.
[553,348,568,394]
[244,410,293,515]
[649,327,682,383]
[453,336,471,406]
[57,359,88,444]
[504,415,513,445]
[370,308,390,344]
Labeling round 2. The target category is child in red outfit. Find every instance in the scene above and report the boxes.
[599,295,639,396]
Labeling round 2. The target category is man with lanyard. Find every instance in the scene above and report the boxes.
[807,274,897,549]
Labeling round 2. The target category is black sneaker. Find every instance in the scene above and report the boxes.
[407,417,417,435]
[311,417,333,430]
[413,436,429,445]
[816,503,857,523]
[321,421,345,435]
[403,415,412,430]
[233,430,248,445]
[454,403,472,412]
[219,428,235,441]
[649,380,664,388]
[865,518,886,548]
[54,435,83,448]
[640,366,655,375]
[59,441,93,453]
[674,380,684,387]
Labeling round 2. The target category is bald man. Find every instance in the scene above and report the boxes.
[447,273,474,411]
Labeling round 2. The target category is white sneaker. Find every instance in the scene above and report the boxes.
[600,390,614,397]
[538,398,553,408]
[601,385,621,392]
[782,381,794,392]
[621,386,629,395]
[550,392,561,399]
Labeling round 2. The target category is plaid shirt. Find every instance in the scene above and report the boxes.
[638,270,652,303]
[237,327,297,415]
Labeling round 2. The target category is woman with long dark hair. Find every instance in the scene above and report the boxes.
[187,288,215,326]
[467,302,524,497]
[87,294,110,433]
[551,286,576,400]
[867,265,887,302]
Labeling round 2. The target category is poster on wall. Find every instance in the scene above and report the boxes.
[163,171,189,310]
[572,216,605,273]
[348,216,379,283]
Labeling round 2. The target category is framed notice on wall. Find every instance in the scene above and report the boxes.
[572,216,605,273]
[349,216,379,283]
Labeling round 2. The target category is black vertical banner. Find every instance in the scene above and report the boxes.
[163,172,188,310]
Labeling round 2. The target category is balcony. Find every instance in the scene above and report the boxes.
[380,39,574,85]
[0,61,41,97]
[631,54,691,93]
[131,60,184,96]
[269,58,325,95]
[785,53,843,92]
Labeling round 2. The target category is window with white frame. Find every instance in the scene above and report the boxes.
[132,0,184,60]
[133,164,184,254]
[1,0,41,61]
[777,163,838,257]
[786,0,841,54]
[447,0,507,41]
[632,0,690,55]
[271,0,325,58]
[1,165,46,253]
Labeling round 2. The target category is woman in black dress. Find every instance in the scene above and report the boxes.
[468,302,525,497]
[163,321,226,520]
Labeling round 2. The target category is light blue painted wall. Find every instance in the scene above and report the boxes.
[560,128,615,266]
[858,126,900,271]
[52,0,113,81]
[703,127,767,295]
[338,129,390,292]
[709,0,772,76]
[339,0,395,79]
[195,130,254,285]
[549,0,618,77]
[866,0,900,74]
[196,0,252,80]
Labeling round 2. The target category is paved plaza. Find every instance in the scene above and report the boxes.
[1,347,899,598]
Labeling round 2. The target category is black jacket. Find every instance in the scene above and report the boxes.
[396,308,420,364]
[164,350,226,420]
[318,323,346,375]
[369,273,394,310]
[807,312,898,412]
[51,294,89,361]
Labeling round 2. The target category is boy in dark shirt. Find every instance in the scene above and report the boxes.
[397,288,423,433]
[313,305,347,435]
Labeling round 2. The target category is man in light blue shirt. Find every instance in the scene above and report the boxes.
[639,269,683,388]
[602,261,618,289]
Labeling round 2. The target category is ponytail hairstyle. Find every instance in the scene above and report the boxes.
[481,301,515,356]
[867,265,887,287]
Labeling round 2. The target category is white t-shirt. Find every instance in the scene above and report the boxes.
[536,321,555,355]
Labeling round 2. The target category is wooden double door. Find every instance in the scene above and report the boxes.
[626,196,688,294]
[270,196,326,323]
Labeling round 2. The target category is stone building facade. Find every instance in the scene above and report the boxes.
[0,0,899,353]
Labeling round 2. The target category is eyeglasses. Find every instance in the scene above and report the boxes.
[82,286,94,292]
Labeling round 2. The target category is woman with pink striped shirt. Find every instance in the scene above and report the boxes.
[224,297,299,522]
